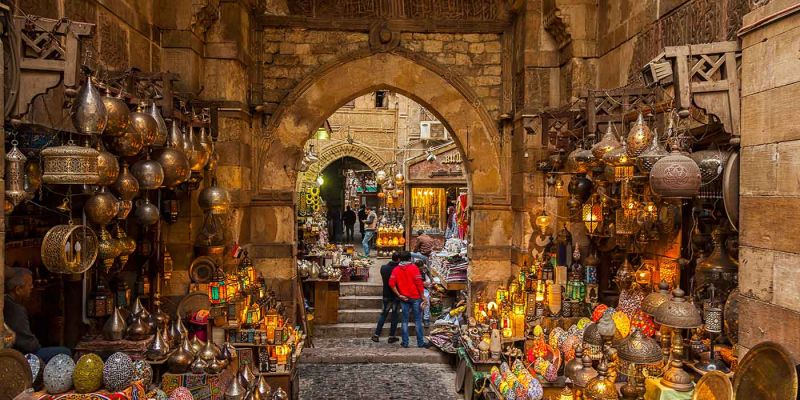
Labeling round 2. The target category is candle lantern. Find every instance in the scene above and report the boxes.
[225,273,239,303]
[88,279,115,318]
[114,279,132,309]
[657,259,679,288]
[582,196,603,234]
[637,260,656,287]
[500,312,513,338]
[246,305,262,325]
[275,344,290,365]
[208,268,227,304]
[265,309,280,343]
[495,286,509,306]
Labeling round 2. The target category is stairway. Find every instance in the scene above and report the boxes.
[313,282,423,337]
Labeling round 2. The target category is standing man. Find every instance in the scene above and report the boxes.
[342,205,357,243]
[388,252,430,348]
[362,206,378,257]
[357,204,367,239]
[372,252,400,343]
[411,229,436,263]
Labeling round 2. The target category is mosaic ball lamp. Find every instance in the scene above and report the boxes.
[103,352,134,392]
[43,354,75,394]
[74,354,104,393]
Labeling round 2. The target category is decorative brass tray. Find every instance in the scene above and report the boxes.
[0,348,32,400]
[692,370,732,400]
[733,341,797,400]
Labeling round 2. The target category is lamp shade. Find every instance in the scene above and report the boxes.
[616,328,662,364]
[654,288,702,329]
[641,281,671,316]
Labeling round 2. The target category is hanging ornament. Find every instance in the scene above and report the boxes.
[148,102,168,147]
[71,74,108,135]
[5,140,29,209]
[591,124,621,161]
[131,156,165,190]
[101,91,130,137]
[637,130,668,173]
[626,113,654,157]
[130,104,159,147]
[41,143,100,185]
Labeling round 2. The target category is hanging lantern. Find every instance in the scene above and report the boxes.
[131,104,159,147]
[649,150,701,199]
[226,273,239,303]
[591,125,621,161]
[198,179,231,215]
[626,113,654,157]
[495,286,509,305]
[5,140,29,209]
[114,280,132,310]
[41,144,100,185]
[148,103,168,147]
[535,210,553,235]
[394,172,404,186]
[375,169,387,184]
[582,197,603,234]
[637,131,668,173]
[41,222,99,274]
[208,268,227,304]
[87,279,115,318]
[72,75,108,135]
[315,127,329,140]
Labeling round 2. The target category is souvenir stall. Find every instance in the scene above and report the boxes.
[373,166,405,257]
[0,13,299,400]
[404,144,469,253]
[454,42,750,400]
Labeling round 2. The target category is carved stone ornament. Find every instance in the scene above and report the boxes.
[369,22,400,52]
[544,6,571,50]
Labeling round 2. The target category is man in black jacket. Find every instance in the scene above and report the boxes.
[372,252,400,343]
[342,205,357,243]
[357,205,367,238]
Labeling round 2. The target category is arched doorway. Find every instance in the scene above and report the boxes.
[296,142,386,192]
[255,50,511,285]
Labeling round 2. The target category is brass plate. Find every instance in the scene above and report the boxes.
[693,371,732,400]
[733,341,798,400]
[189,256,216,283]
[177,291,211,319]
[722,151,739,231]
[0,349,32,400]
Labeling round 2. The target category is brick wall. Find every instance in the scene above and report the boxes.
[737,0,800,359]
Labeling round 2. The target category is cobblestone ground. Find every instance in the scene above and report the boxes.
[298,363,461,400]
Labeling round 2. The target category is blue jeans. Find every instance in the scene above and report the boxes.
[410,252,429,264]
[400,299,425,347]
[362,230,375,256]
[374,297,399,337]
[36,346,71,362]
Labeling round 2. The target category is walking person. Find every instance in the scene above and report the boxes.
[342,205,357,243]
[362,206,378,257]
[372,252,401,343]
[389,252,430,348]
[357,204,367,239]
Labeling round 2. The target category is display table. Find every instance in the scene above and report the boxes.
[161,370,235,400]
[644,378,694,400]
[73,337,151,360]
[304,279,340,325]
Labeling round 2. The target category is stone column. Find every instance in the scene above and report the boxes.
[737,0,800,360]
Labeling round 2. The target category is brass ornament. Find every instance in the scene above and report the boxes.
[125,315,151,341]
[148,103,168,147]
[84,187,120,226]
[41,144,100,185]
[101,92,130,137]
[626,113,654,158]
[584,359,619,399]
[105,123,144,157]
[156,143,191,188]
[103,306,127,341]
[198,179,232,215]
[112,162,140,201]
[131,105,159,147]
[649,150,701,199]
[145,328,170,360]
[96,143,120,186]
[592,125,621,161]
[41,222,99,274]
[224,371,246,400]
[5,140,29,208]
[134,197,160,226]
[131,158,164,190]
[72,75,108,135]
[97,227,122,269]
[167,336,195,373]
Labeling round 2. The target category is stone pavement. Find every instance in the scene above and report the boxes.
[301,338,451,364]
[298,363,461,400]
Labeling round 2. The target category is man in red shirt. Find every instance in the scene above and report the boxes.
[389,252,430,348]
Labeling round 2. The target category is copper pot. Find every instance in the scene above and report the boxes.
[96,143,120,186]
[131,158,164,190]
[131,105,159,147]
[101,93,130,137]
[84,188,120,226]
[112,162,139,201]
[105,124,144,157]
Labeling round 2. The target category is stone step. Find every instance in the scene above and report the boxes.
[339,295,383,310]
[313,322,426,338]
[337,308,383,323]
[299,339,451,364]
[339,282,383,296]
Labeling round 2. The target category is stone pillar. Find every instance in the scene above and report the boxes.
[737,0,800,359]
[469,204,513,297]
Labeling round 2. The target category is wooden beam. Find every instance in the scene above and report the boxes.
[255,15,512,33]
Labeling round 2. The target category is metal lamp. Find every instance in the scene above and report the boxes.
[653,288,702,392]
[617,328,663,398]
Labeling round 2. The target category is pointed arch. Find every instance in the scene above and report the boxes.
[296,142,386,191]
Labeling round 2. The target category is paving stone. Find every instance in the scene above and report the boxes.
[299,363,460,400]
[301,338,451,364]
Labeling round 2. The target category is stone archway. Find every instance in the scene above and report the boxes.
[297,143,386,191]
[251,49,512,290]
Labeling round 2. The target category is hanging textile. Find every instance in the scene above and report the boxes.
[456,193,469,239]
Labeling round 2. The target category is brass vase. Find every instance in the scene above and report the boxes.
[112,162,140,201]
[167,337,194,373]
[148,102,168,147]
[84,187,120,226]
[72,75,107,135]
[146,327,170,360]
[97,227,122,270]
[101,92,130,137]
[131,158,164,190]
[103,307,127,340]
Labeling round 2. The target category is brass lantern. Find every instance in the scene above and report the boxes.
[41,222,99,274]
[198,179,231,215]
[208,268,227,305]
[584,359,619,399]
[626,113,654,158]
[582,194,603,234]
[72,75,108,135]
[5,140,29,209]
[41,143,100,185]
[591,125,621,161]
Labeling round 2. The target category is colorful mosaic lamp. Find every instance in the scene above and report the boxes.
[208,268,227,304]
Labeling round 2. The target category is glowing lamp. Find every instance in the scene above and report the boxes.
[486,302,499,319]
[225,273,239,303]
[658,259,679,288]
[473,302,487,323]
[637,260,655,286]
[275,344,290,364]
[265,310,280,342]
[501,313,513,338]
[208,268,227,304]
[582,201,603,234]
[558,387,575,400]
[315,127,329,140]
[613,310,631,338]
[246,305,262,325]
[495,287,509,305]
[535,211,552,235]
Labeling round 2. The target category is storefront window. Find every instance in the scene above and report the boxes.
[411,187,446,234]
